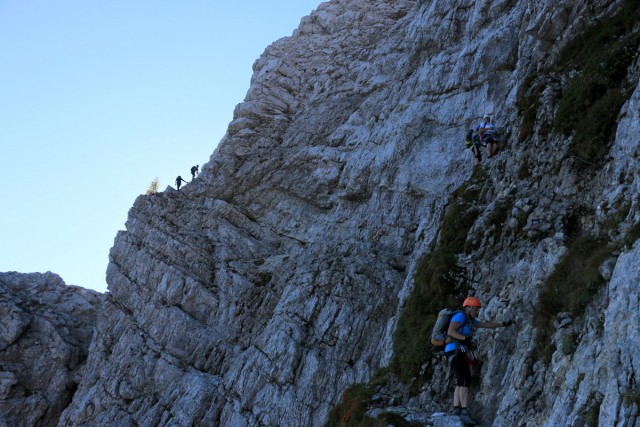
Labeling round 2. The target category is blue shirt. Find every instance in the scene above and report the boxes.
[444,311,479,352]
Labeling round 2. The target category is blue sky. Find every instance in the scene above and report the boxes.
[0,1,321,292]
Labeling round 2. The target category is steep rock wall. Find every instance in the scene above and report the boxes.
[46,0,640,426]
[0,272,101,427]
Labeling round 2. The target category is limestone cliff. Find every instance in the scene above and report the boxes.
[0,272,101,427]
[3,0,640,426]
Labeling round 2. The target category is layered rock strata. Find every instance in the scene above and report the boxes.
[4,0,640,426]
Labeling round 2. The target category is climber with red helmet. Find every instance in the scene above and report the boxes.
[445,296,514,426]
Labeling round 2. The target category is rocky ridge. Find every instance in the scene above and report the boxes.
[2,0,640,426]
[0,272,101,427]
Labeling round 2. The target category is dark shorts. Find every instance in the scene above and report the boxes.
[483,133,497,144]
[446,350,471,387]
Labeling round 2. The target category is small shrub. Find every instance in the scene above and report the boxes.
[146,177,159,195]
[255,272,272,287]
[561,332,578,356]
[623,389,640,407]
[325,384,382,427]
[540,341,555,365]
[585,392,603,427]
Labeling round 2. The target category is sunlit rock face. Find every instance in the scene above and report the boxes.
[6,0,639,426]
[0,272,101,427]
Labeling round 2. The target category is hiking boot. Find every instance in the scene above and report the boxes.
[450,406,462,416]
[460,408,478,426]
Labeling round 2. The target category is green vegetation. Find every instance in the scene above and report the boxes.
[540,342,556,365]
[585,392,603,427]
[326,170,487,423]
[561,332,578,356]
[623,389,640,407]
[517,1,640,163]
[391,171,483,382]
[535,196,638,364]
[553,0,640,164]
[534,235,610,361]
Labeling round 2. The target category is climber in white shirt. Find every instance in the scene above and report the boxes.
[475,114,498,158]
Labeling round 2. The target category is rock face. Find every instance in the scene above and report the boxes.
[0,272,101,427]
[5,0,640,426]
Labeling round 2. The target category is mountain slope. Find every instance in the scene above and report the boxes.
[3,0,639,426]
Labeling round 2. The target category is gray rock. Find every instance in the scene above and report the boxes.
[0,272,101,427]
[5,1,640,426]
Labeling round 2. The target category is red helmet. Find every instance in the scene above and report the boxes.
[463,296,482,308]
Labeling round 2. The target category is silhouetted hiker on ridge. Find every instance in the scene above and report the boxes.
[175,176,187,190]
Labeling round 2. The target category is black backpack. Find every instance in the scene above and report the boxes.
[465,129,474,146]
